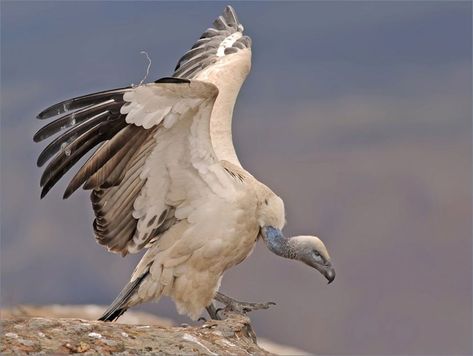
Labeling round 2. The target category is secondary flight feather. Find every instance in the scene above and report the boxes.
[35,5,335,321]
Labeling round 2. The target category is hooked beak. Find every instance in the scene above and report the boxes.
[315,262,335,284]
[324,264,336,284]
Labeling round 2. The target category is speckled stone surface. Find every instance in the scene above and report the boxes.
[1,312,272,355]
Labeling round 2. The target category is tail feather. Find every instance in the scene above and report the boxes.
[99,271,150,322]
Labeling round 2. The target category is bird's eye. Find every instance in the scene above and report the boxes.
[312,250,322,262]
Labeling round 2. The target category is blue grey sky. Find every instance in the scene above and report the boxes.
[1,2,471,355]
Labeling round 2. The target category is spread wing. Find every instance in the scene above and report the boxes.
[173,5,251,80]
[35,79,235,255]
[34,5,250,256]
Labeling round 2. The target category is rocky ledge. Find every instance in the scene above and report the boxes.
[1,305,309,355]
[1,314,270,355]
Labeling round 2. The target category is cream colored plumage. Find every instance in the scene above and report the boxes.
[35,6,334,322]
[116,80,259,319]
[116,80,286,319]
[198,48,251,166]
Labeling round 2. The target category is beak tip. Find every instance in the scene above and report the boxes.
[325,268,336,284]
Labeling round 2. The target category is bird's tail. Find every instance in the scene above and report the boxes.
[98,271,150,322]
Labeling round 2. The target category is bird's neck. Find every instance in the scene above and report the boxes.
[261,227,296,260]
[196,50,251,167]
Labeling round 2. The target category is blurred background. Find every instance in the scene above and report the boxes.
[1,2,471,355]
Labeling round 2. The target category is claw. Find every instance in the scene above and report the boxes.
[206,303,221,320]
[215,308,224,317]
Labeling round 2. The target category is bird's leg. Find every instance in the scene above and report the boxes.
[205,302,222,320]
[213,291,275,314]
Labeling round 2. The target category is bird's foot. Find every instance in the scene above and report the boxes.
[213,292,276,315]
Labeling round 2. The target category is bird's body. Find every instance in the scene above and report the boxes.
[126,168,269,319]
[35,6,334,322]
[96,79,283,320]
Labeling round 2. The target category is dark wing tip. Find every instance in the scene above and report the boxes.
[223,5,240,28]
[33,130,42,143]
[40,186,49,199]
[36,110,50,120]
[63,186,74,200]
[172,5,246,79]
[36,87,130,121]
[214,6,241,31]
[37,100,71,120]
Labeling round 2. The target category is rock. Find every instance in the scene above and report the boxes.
[1,305,310,355]
[1,309,271,355]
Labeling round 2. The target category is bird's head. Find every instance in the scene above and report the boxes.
[261,227,335,284]
[256,186,335,284]
[287,234,335,283]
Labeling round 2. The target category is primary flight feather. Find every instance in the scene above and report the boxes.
[35,5,335,321]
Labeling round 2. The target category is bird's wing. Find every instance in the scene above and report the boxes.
[35,78,235,255]
[172,5,251,80]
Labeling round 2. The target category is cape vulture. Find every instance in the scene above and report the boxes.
[35,5,335,321]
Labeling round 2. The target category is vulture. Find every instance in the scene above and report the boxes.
[35,5,335,321]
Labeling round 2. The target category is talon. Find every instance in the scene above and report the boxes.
[206,303,222,320]
[197,317,207,322]
[215,308,224,316]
